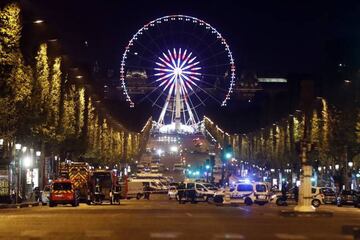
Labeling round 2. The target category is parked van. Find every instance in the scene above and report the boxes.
[179,181,224,203]
[126,181,145,199]
[229,182,269,205]
[129,178,167,193]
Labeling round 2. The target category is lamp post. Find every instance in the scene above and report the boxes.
[15,144,21,203]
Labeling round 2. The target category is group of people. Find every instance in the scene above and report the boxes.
[177,182,196,204]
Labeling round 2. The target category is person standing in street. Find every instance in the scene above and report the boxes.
[178,182,185,204]
[144,183,151,200]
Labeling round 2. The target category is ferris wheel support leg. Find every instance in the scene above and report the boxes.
[175,78,182,132]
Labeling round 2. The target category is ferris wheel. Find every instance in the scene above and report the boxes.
[120,15,235,133]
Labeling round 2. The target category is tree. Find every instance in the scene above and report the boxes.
[0,2,21,62]
[48,57,61,129]
[34,43,50,110]
[0,3,33,143]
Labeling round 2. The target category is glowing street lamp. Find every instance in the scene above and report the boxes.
[15,144,21,150]
[36,151,41,157]
[22,146,27,153]
[0,139,3,146]
[23,156,33,168]
[33,19,44,24]
[348,161,354,168]
[335,164,340,171]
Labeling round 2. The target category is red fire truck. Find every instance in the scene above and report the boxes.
[59,162,91,202]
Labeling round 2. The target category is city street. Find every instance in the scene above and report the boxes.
[0,196,359,239]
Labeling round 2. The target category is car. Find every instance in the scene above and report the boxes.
[337,190,357,207]
[228,182,270,206]
[353,191,360,208]
[178,181,224,203]
[168,186,178,200]
[49,179,79,207]
[320,187,337,204]
[311,187,325,208]
[40,185,51,205]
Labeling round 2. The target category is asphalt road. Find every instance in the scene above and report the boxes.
[0,195,359,240]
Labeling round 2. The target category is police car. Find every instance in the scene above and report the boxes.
[226,182,270,205]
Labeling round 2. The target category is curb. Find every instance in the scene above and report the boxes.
[279,210,333,217]
[0,202,40,209]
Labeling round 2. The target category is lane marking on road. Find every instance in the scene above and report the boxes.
[236,207,251,213]
[21,230,48,238]
[275,233,307,239]
[186,212,193,217]
[213,233,245,239]
[150,232,182,239]
[85,230,112,238]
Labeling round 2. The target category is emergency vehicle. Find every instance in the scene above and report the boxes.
[48,178,79,207]
[59,162,91,202]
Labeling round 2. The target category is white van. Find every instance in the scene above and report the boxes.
[180,181,223,203]
[229,182,269,205]
[126,182,144,199]
[130,178,167,193]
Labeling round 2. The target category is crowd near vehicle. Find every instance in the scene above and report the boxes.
[48,179,79,207]
[87,170,120,205]
[228,182,270,206]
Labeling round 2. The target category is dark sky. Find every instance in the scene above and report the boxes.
[24,0,360,73]
[20,0,360,132]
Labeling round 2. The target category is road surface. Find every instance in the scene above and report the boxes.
[0,195,359,239]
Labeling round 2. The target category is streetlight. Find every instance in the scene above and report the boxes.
[335,164,340,171]
[22,146,27,153]
[15,144,21,150]
[36,151,41,157]
[33,19,44,24]
[348,161,354,168]
[23,156,33,168]
[0,139,3,146]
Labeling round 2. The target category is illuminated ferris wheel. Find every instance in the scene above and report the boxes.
[120,15,235,133]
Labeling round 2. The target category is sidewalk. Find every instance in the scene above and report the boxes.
[0,202,40,209]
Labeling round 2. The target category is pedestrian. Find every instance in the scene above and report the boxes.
[281,182,288,203]
[33,187,40,202]
[10,189,16,204]
[294,185,299,202]
[178,182,185,204]
[188,184,196,204]
[144,183,151,200]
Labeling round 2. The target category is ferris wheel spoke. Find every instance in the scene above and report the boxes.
[198,49,227,63]
[142,26,167,55]
[192,83,222,104]
[137,83,165,104]
[133,40,160,61]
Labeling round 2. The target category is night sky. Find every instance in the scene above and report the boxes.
[20,0,360,132]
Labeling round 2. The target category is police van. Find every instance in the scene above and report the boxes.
[227,182,269,205]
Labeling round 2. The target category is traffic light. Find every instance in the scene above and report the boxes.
[221,144,233,162]
[205,159,210,169]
